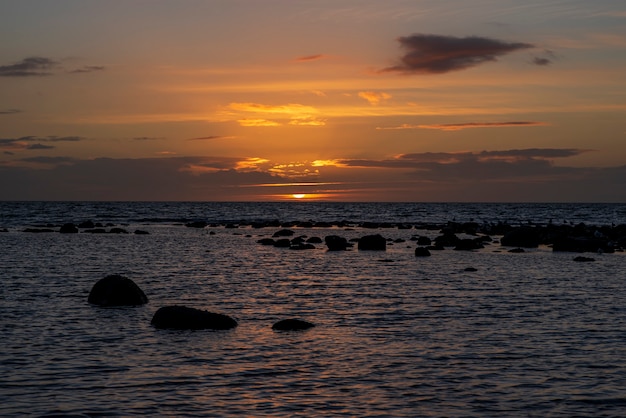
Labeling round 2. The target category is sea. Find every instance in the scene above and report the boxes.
[1,201,626,417]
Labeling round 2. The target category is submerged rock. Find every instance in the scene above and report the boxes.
[88,274,148,307]
[573,256,595,262]
[151,306,238,330]
[272,318,315,331]
[414,247,431,257]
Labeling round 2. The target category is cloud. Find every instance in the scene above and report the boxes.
[0,136,85,152]
[0,57,58,77]
[238,118,281,127]
[0,57,104,77]
[0,109,22,115]
[26,143,55,150]
[68,65,105,74]
[229,102,325,127]
[418,121,548,131]
[187,135,237,141]
[380,34,534,74]
[294,54,328,62]
[358,91,392,105]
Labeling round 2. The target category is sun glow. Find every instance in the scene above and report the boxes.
[292,193,306,199]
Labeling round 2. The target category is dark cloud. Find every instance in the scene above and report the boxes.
[0,136,85,151]
[294,54,327,62]
[187,135,230,141]
[381,34,534,74]
[0,57,58,77]
[26,143,55,150]
[340,149,590,173]
[133,136,164,141]
[68,65,105,74]
[0,109,22,115]
[415,121,548,131]
[0,156,283,200]
[531,49,556,66]
[0,57,104,77]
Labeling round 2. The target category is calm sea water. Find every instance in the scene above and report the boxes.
[1,202,626,417]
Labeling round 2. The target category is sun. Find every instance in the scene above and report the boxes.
[292,193,306,199]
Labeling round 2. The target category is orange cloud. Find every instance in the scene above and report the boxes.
[238,118,281,127]
[294,54,328,62]
[358,91,392,105]
[377,121,548,131]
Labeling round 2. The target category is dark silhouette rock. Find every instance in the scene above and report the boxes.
[464,267,478,272]
[417,236,432,246]
[257,238,275,245]
[508,247,525,253]
[78,220,95,229]
[414,247,431,257]
[186,221,208,228]
[273,238,291,248]
[272,318,315,331]
[553,237,613,253]
[109,227,129,234]
[306,236,323,244]
[501,227,540,248]
[454,238,484,251]
[358,234,387,251]
[59,223,79,233]
[134,229,150,235]
[325,235,349,251]
[573,256,595,262]
[273,229,295,237]
[434,233,459,247]
[151,306,238,330]
[88,274,148,307]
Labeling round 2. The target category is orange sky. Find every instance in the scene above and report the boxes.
[1,0,625,201]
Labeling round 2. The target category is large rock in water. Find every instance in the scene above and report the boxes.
[88,274,148,306]
[501,227,540,248]
[358,234,387,251]
[272,318,315,331]
[151,306,238,330]
[325,235,349,251]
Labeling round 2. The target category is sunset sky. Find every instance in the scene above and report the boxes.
[1,0,625,201]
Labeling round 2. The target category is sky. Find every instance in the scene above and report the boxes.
[1,0,625,202]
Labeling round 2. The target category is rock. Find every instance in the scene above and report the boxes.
[454,238,484,251]
[417,236,432,246]
[59,223,79,233]
[501,227,540,248]
[273,238,291,248]
[573,256,595,262]
[257,238,275,245]
[109,227,129,234]
[553,237,613,253]
[464,267,478,272]
[78,220,95,229]
[358,234,387,251]
[508,247,525,253]
[134,229,150,235]
[272,318,315,331]
[325,235,349,251]
[434,233,459,247]
[414,247,431,257]
[186,221,208,228]
[306,236,323,244]
[151,306,238,330]
[88,274,148,307]
[83,228,107,234]
[273,229,295,237]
